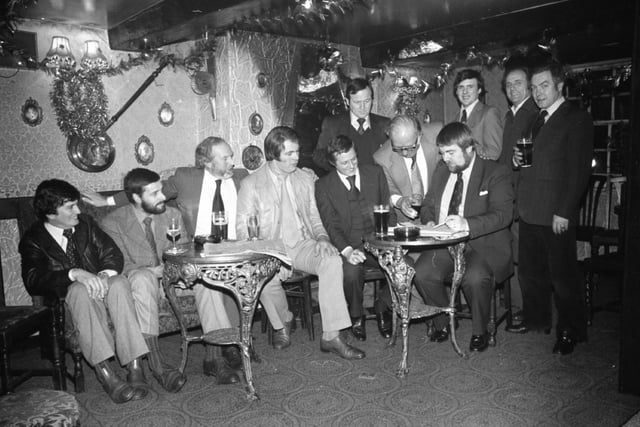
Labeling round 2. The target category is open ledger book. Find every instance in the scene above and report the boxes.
[390,223,469,239]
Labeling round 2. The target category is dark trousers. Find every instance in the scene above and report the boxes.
[518,220,587,340]
[343,251,391,318]
[413,247,493,335]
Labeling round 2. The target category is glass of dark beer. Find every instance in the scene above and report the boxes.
[211,211,228,243]
[410,193,423,217]
[373,204,390,236]
[516,137,533,167]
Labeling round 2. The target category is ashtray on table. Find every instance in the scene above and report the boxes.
[393,226,420,241]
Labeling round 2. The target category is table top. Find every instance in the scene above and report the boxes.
[365,232,468,250]
[163,239,287,265]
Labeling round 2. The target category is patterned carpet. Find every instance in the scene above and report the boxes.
[14,304,640,427]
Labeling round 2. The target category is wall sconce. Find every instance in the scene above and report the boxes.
[44,36,108,70]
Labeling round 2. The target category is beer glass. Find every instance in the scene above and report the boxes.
[373,204,390,236]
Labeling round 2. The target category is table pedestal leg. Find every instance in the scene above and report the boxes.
[162,265,191,374]
[448,243,468,359]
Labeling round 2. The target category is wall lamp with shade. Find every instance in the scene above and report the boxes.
[43,36,108,70]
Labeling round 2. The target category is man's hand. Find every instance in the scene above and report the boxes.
[512,146,524,167]
[444,215,468,232]
[72,268,108,299]
[81,190,108,207]
[343,247,366,265]
[150,265,164,278]
[398,196,418,219]
[552,215,569,235]
[315,237,338,257]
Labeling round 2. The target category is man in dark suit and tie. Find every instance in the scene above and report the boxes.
[315,135,395,340]
[452,69,503,160]
[373,115,441,223]
[313,78,390,173]
[511,59,594,355]
[413,122,513,352]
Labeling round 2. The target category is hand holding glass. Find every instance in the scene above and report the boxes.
[247,214,260,240]
[515,137,533,167]
[410,193,423,214]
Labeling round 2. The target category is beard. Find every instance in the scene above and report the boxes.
[142,199,166,215]
[446,152,473,174]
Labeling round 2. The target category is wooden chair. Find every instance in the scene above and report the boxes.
[0,197,65,394]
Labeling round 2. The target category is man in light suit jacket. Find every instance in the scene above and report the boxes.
[512,60,593,355]
[101,168,187,393]
[452,69,503,160]
[373,115,441,223]
[237,126,366,360]
[413,122,513,352]
[315,135,395,341]
[313,78,390,173]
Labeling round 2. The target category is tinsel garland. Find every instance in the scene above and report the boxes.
[51,70,109,139]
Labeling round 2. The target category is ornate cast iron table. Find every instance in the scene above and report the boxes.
[364,232,469,377]
[162,241,282,400]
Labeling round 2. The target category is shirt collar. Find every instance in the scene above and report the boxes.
[337,168,360,188]
[462,99,480,116]
[544,96,565,119]
[511,96,531,115]
[132,205,153,227]
[44,222,70,243]
[350,112,370,131]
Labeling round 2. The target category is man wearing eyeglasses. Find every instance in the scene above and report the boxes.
[373,115,441,223]
[313,78,390,173]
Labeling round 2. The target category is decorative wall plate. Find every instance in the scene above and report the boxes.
[67,133,115,172]
[21,98,43,127]
[249,112,263,135]
[134,135,154,165]
[158,102,174,126]
[242,144,264,171]
[256,72,269,88]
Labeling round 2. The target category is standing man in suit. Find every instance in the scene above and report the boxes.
[452,69,503,160]
[315,135,394,341]
[511,60,593,355]
[237,126,366,360]
[373,115,441,223]
[20,179,149,404]
[498,63,539,329]
[101,168,191,393]
[313,78,390,172]
[413,123,513,352]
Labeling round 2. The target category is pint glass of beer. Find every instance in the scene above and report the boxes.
[373,204,390,236]
[516,137,533,167]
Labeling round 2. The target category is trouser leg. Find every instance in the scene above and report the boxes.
[342,261,364,318]
[519,221,553,329]
[460,250,493,335]
[128,268,160,336]
[413,249,452,330]
[194,284,239,333]
[259,276,292,330]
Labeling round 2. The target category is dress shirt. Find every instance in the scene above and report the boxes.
[194,170,237,239]
[543,96,565,121]
[336,169,362,257]
[390,144,429,206]
[44,222,117,280]
[460,99,480,122]
[438,154,477,224]
[267,164,307,239]
[350,112,370,132]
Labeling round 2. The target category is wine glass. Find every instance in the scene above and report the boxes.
[166,218,186,254]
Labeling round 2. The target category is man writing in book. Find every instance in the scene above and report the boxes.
[413,122,513,352]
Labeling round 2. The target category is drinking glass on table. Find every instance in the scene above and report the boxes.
[373,204,390,236]
[211,211,228,243]
[247,214,260,240]
[166,217,186,254]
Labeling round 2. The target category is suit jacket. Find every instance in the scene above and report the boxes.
[454,102,503,160]
[313,112,390,172]
[113,167,249,237]
[420,157,514,283]
[19,214,124,299]
[100,205,189,275]
[516,101,593,226]
[236,164,328,243]
[373,122,442,223]
[315,164,396,252]
[498,97,539,169]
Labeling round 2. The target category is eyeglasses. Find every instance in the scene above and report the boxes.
[391,141,420,153]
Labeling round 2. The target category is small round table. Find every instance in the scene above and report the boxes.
[364,232,469,377]
[163,242,281,400]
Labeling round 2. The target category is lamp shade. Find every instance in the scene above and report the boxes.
[44,36,76,68]
[80,40,108,69]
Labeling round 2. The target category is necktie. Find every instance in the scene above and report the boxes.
[531,110,548,140]
[347,175,359,196]
[505,109,514,125]
[279,176,303,246]
[448,172,464,216]
[62,229,82,269]
[212,179,224,213]
[410,156,424,198]
[356,118,366,135]
[460,109,467,123]
[143,217,160,266]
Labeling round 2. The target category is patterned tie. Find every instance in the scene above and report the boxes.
[279,176,303,247]
[448,172,464,216]
[356,118,366,135]
[410,156,424,198]
[531,110,548,140]
[347,175,359,196]
[212,179,224,213]
[62,228,82,269]
[460,109,467,123]
[143,217,160,266]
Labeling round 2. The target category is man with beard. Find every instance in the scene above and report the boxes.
[413,122,513,352]
[101,168,187,393]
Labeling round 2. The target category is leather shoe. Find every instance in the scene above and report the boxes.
[222,345,243,370]
[351,316,366,341]
[203,358,240,385]
[151,364,187,393]
[126,358,149,400]
[506,321,551,335]
[430,326,450,343]
[470,332,489,352]
[376,311,393,338]
[512,310,524,322]
[320,335,366,360]
[552,331,576,355]
[95,361,136,404]
[273,320,292,350]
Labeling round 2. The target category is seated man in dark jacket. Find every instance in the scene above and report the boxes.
[19,179,150,404]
